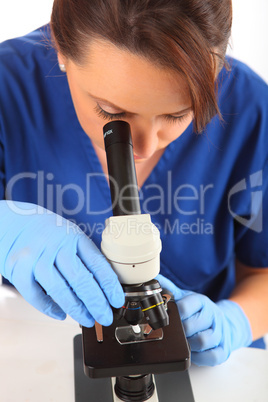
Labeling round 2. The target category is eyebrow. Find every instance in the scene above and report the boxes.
[87,92,192,116]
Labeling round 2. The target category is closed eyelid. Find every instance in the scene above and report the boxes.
[96,103,125,116]
[89,92,192,117]
[96,104,191,124]
[97,102,124,114]
[89,93,129,114]
[94,104,126,122]
[97,103,192,119]
[94,105,191,127]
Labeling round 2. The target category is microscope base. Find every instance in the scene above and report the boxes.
[74,334,195,402]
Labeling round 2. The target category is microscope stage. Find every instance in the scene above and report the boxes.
[82,302,190,379]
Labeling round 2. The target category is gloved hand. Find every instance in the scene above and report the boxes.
[0,200,125,327]
[157,274,252,366]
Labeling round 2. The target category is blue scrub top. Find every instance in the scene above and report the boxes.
[0,27,268,346]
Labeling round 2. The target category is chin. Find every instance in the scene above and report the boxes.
[134,157,147,163]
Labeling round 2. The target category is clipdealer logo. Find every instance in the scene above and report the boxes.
[228,170,263,233]
[5,169,264,235]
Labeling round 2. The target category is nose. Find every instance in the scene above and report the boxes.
[131,120,159,159]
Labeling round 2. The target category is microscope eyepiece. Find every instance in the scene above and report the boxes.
[104,120,133,149]
[103,121,140,216]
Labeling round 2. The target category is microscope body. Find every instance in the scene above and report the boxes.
[81,121,191,401]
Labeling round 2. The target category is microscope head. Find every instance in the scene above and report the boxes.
[101,120,169,330]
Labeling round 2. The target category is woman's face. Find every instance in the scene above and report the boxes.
[62,39,193,163]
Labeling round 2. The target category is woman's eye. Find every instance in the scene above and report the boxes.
[163,114,189,124]
[94,104,125,121]
[94,103,190,124]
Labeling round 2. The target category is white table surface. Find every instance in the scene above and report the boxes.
[0,285,268,402]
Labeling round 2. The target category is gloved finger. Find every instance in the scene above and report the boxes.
[54,243,114,326]
[34,259,96,327]
[182,305,214,337]
[187,326,222,352]
[191,345,230,367]
[11,269,66,320]
[176,293,206,320]
[77,235,125,308]
[155,274,191,301]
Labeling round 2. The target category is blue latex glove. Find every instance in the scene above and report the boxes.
[0,201,125,327]
[157,274,252,366]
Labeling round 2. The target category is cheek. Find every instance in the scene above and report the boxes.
[76,103,103,144]
[71,91,95,129]
[68,86,105,145]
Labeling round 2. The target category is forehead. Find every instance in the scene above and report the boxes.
[68,39,191,114]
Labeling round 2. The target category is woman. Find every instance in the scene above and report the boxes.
[0,0,267,366]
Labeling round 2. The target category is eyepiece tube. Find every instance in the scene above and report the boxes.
[103,121,141,216]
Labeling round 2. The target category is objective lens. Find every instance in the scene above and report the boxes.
[121,280,169,329]
[141,293,169,330]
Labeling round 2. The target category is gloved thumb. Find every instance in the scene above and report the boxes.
[156,274,191,301]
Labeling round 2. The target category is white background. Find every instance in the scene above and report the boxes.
[0,0,267,83]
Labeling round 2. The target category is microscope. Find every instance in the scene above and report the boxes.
[73,121,195,401]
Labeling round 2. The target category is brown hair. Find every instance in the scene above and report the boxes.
[50,0,232,133]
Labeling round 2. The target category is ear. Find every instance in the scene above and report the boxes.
[57,52,66,66]
[57,52,67,73]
